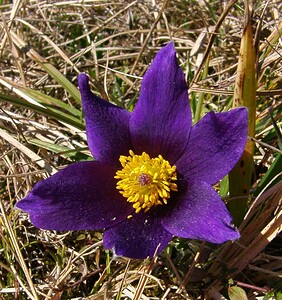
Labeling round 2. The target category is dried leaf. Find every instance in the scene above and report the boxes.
[229,3,256,225]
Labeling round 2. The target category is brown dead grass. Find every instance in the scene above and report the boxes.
[0,0,281,299]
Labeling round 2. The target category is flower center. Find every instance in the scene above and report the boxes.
[115,150,178,213]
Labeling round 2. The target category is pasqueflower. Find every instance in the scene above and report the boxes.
[16,43,248,259]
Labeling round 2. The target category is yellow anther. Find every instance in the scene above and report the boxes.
[115,151,178,213]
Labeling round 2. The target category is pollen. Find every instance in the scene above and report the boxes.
[115,150,178,213]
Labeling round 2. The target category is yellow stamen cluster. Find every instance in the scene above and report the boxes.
[115,150,178,213]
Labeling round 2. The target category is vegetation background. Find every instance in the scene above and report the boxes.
[0,0,281,299]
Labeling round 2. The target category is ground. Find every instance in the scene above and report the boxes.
[0,0,281,299]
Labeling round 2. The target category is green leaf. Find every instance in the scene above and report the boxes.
[228,286,248,300]
[38,62,81,104]
[19,86,82,118]
[254,153,282,196]
[0,93,85,130]
[27,138,92,161]
[219,175,229,197]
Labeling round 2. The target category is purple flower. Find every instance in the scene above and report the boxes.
[16,43,248,259]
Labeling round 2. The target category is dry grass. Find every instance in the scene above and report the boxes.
[0,0,281,299]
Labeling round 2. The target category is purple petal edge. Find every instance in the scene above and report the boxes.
[130,42,192,163]
[78,74,132,167]
[162,180,240,243]
[177,107,248,184]
[103,210,172,259]
[16,161,133,231]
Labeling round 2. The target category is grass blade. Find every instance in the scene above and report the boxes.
[8,29,81,103]
[228,2,256,225]
[0,93,85,130]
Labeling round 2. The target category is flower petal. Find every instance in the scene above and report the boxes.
[130,43,191,163]
[16,161,133,231]
[177,107,248,184]
[78,74,132,167]
[162,180,239,243]
[103,211,172,259]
